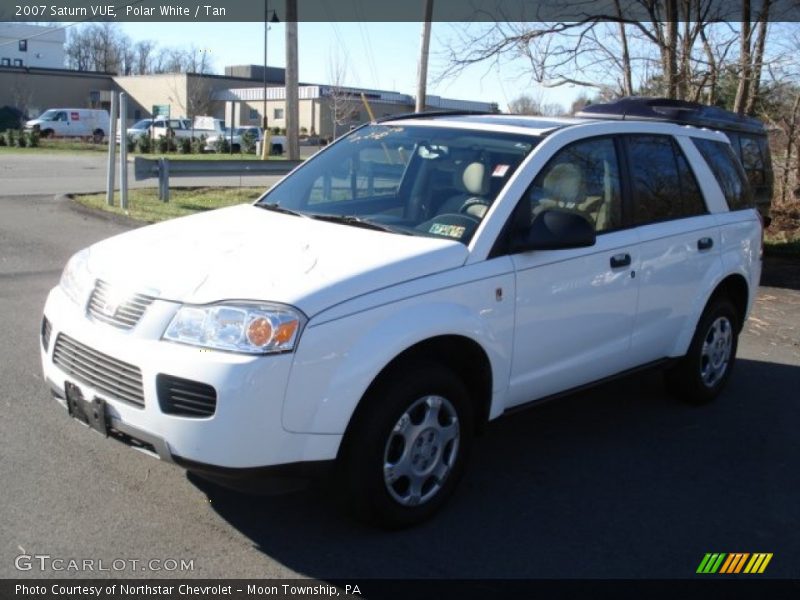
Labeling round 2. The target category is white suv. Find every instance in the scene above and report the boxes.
[41,113,762,527]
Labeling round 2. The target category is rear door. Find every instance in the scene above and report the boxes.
[622,134,721,362]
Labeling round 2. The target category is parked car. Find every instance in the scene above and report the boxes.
[150,117,193,140]
[41,112,761,527]
[116,118,154,144]
[577,97,774,220]
[205,127,286,154]
[25,108,109,142]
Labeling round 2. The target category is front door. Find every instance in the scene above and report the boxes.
[506,136,641,407]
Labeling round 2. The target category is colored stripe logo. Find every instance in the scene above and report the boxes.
[697,553,773,574]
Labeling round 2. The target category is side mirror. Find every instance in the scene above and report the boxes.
[512,209,596,252]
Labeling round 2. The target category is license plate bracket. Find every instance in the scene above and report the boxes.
[65,381,108,436]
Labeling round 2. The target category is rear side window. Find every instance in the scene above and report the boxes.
[738,135,766,186]
[626,135,706,225]
[692,138,753,211]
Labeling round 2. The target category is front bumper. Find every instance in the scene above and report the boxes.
[41,285,341,471]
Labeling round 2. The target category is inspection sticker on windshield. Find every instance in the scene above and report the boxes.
[429,223,466,238]
[492,164,510,177]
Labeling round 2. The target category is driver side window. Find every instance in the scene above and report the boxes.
[524,137,621,233]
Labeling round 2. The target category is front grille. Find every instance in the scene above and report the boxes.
[87,279,155,330]
[52,334,145,408]
[157,374,217,417]
[41,316,52,351]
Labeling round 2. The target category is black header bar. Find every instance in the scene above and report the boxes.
[2,0,799,23]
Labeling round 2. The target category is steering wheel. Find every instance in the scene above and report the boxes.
[459,197,491,218]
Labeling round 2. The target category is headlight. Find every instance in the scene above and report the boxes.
[59,248,93,306]
[163,303,306,355]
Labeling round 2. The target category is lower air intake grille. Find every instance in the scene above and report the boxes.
[41,316,52,351]
[52,334,145,408]
[157,374,217,418]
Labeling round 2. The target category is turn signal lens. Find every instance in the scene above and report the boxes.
[273,320,299,345]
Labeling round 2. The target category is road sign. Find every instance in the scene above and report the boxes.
[152,104,170,118]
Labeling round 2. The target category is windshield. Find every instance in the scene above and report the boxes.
[131,119,152,129]
[257,123,538,244]
[38,110,60,121]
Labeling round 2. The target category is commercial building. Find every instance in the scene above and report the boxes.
[0,23,66,69]
[0,57,498,137]
[216,83,498,139]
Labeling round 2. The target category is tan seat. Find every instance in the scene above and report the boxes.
[437,161,491,218]
[542,163,585,208]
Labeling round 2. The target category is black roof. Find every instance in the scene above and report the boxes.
[576,97,766,134]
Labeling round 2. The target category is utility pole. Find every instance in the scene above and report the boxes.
[415,0,433,113]
[285,0,299,160]
[106,91,117,206]
[119,93,128,210]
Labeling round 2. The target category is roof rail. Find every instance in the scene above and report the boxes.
[576,96,765,134]
[376,109,490,123]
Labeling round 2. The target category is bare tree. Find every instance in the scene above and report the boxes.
[437,1,745,102]
[65,23,213,76]
[132,40,156,75]
[186,76,214,118]
[507,94,563,116]
[326,53,357,140]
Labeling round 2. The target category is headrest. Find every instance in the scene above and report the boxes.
[457,162,489,196]
[543,163,584,205]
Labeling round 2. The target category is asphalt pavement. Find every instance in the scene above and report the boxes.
[0,149,319,197]
[0,193,798,581]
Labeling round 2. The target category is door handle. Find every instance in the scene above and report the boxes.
[610,253,631,268]
[697,237,714,251]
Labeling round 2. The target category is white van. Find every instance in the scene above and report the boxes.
[25,108,110,142]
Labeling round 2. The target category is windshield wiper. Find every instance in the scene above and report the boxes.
[256,202,306,217]
[309,214,410,235]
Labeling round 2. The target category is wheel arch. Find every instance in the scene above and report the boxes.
[338,335,494,461]
[708,273,749,332]
[671,272,750,357]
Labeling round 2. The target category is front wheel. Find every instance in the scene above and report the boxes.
[665,297,740,404]
[340,363,474,528]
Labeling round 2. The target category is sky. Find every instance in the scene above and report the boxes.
[117,21,585,112]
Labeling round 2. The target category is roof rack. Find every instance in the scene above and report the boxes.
[576,97,765,134]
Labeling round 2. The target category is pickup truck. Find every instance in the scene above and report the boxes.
[150,118,193,140]
[205,127,286,154]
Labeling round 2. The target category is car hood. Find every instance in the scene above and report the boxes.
[86,204,468,316]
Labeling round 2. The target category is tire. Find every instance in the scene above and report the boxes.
[339,362,474,528]
[271,143,283,155]
[665,296,740,404]
[92,129,104,144]
[41,128,53,138]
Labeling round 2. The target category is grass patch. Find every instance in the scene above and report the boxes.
[74,187,265,223]
[0,138,107,154]
[0,138,289,160]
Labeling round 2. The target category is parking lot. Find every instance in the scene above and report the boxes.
[1,189,798,580]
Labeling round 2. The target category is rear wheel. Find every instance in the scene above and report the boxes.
[340,363,473,528]
[92,129,104,143]
[665,297,739,404]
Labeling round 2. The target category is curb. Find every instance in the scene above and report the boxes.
[55,192,145,229]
